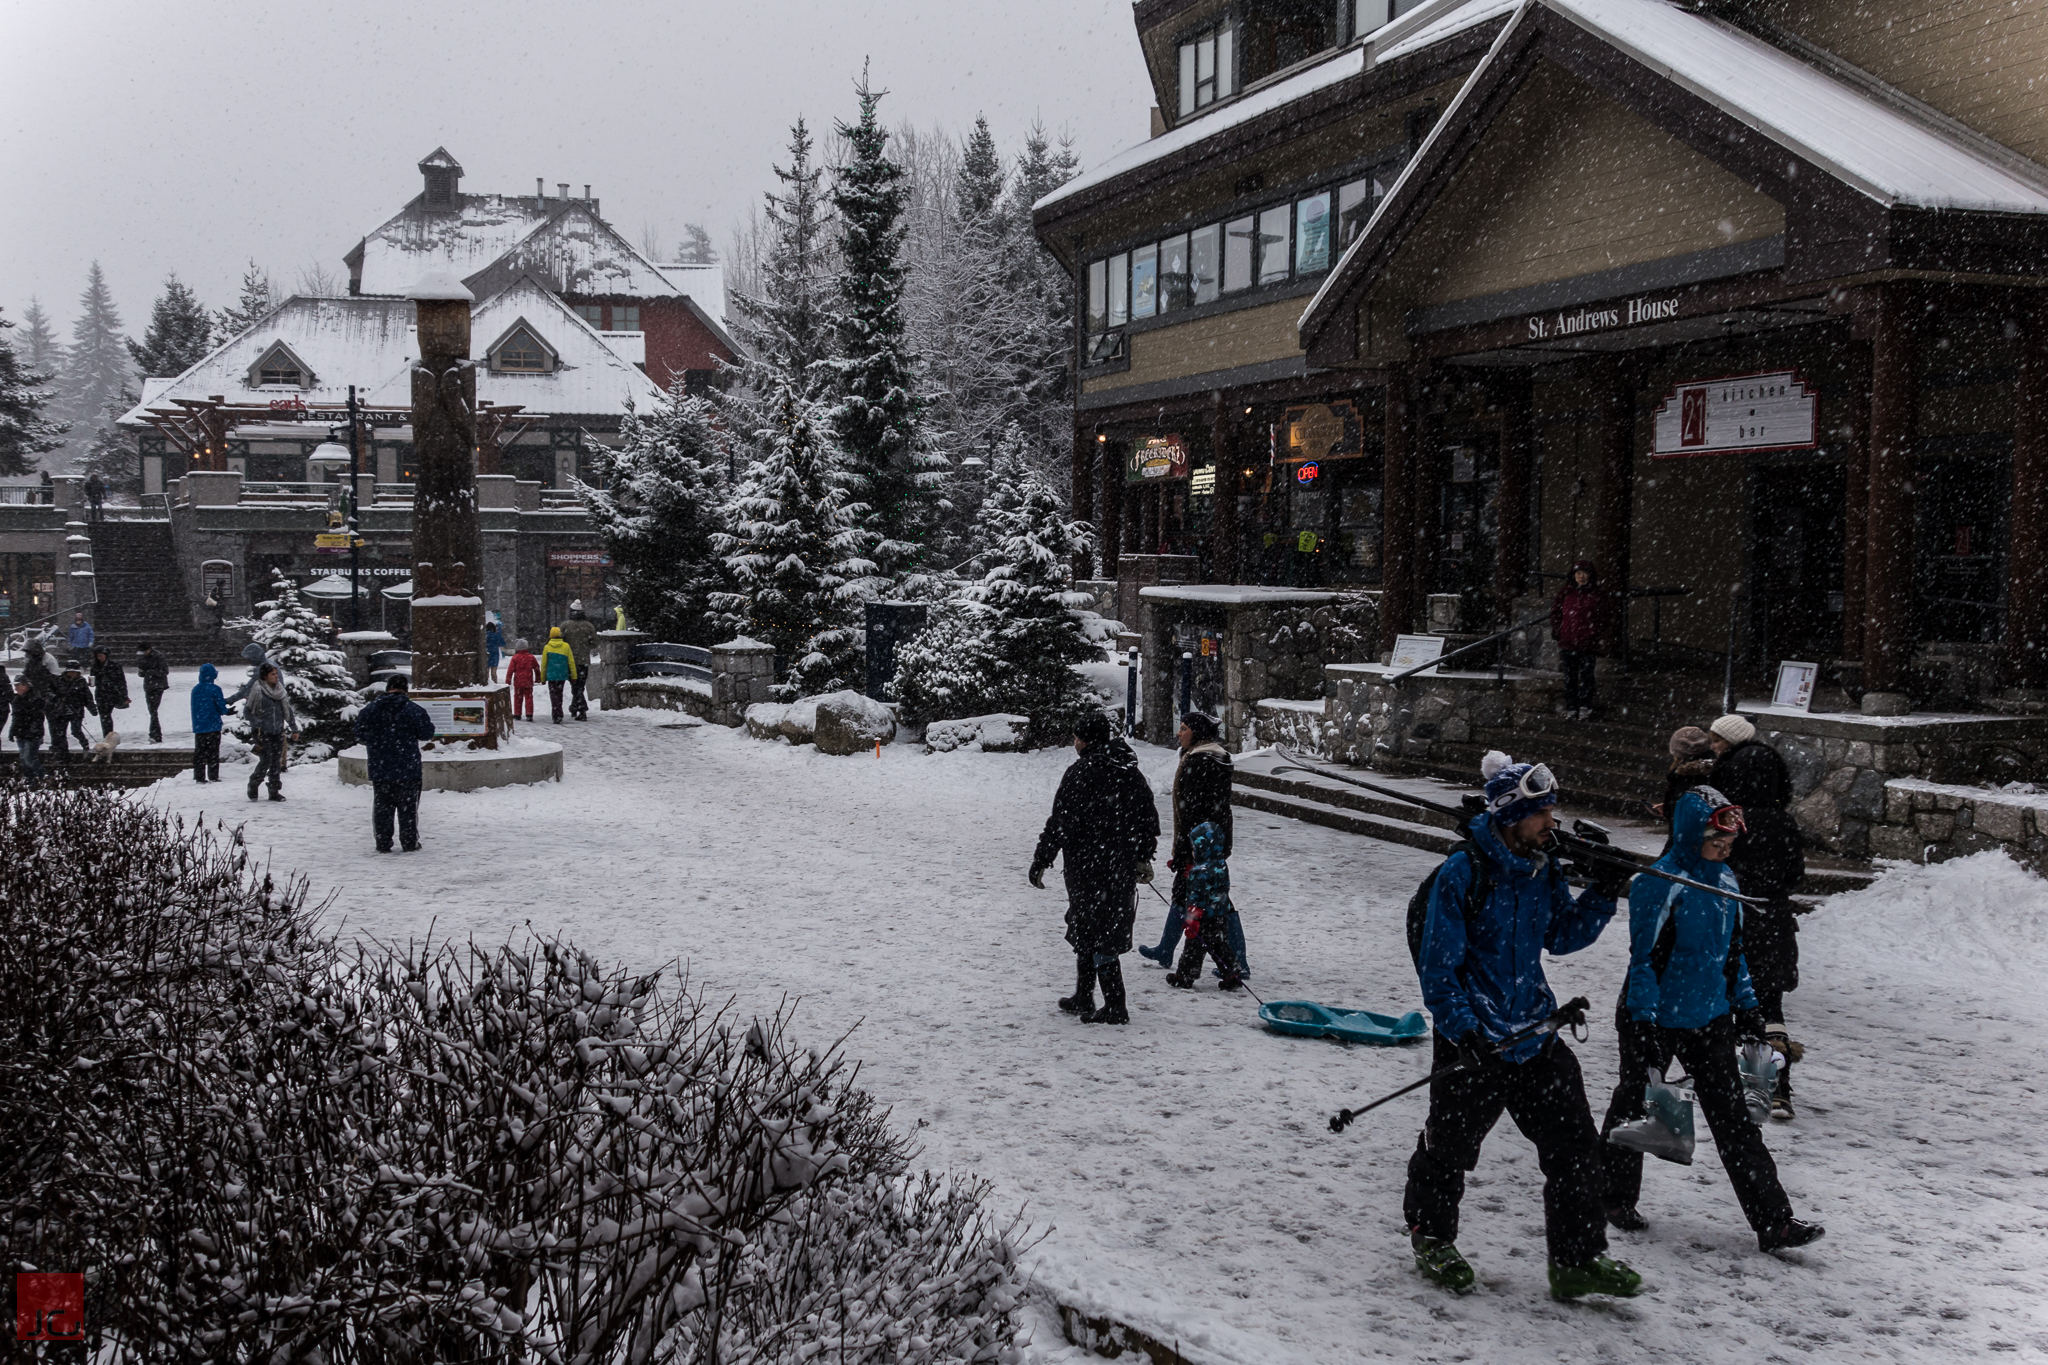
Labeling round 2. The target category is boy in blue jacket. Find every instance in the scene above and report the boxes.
[1165,820,1242,990]
[1405,752,1636,1302]
[190,663,225,782]
[1599,787,1824,1253]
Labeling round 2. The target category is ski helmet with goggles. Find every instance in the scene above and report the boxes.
[1483,755,1559,827]
[1691,784,1746,836]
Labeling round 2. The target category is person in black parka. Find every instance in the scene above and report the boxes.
[1030,709,1161,1026]
[352,675,438,852]
[1709,713,1807,1119]
[89,646,130,738]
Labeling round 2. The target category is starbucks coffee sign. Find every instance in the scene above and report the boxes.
[1651,369,1818,458]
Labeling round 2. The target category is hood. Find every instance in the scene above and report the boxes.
[1467,812,1549,880]
[1668,787,1735,875]
[549,627,564,639]
[1185,740,1230,764]
[1569,559,1600,588]
[198,664,218,684]
[242,643,268,665]
[24,640,43,657]
[1087,735,1140,771]
[1190,820,1226,862]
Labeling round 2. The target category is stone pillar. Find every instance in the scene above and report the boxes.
[1589,356,1636,651]
[1841,340,1872,664]
[337,629,401,686]
[1071,420,1095,579]
[1381,368,1418,653]
[1494,371,1533,608]
[1211,406,1239,584]
[710,637,778,726]
[1099,436,1123,586]
[595,628,648,713]
[407,272,485,689]
[1863,286,1919,702]
[2009,291,2048,691]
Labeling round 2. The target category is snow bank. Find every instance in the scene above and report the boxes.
[1813,849,2048,978]
[925,714,1030,754]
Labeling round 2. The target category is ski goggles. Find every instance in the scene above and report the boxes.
[1516,763,1558,802]
[1707,804,1747,836]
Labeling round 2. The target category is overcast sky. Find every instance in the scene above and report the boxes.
[1,0,1151,337]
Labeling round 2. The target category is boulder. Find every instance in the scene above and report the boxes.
[812,690,896,755]
[779,697,820,744]
[926,713,1031,754]
[744,702,790,740]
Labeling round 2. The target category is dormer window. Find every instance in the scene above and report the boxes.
[247,340,314,389]
[487,320,558,374]
[1178,22,1237,117]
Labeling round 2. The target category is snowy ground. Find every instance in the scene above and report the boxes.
[140,709,2048,1363]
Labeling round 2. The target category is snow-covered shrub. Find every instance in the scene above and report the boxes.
[226,568,360,753]
[0,785,1023,1364]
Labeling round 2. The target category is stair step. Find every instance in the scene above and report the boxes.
[1231,785,1462,855]
[1234,765,1464,832]
[1,750,197,788]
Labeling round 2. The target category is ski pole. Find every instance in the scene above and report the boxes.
[1142,879,1268,1009]
[1328,997,1590,1134]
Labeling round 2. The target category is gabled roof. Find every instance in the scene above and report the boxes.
[347,193,560,296]
[462,204,681,301]
[1299,0,2048,354]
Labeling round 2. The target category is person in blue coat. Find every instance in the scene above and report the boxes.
[1404,751,1638,1302]
[1599,788,1824,1253]
[485,617,505,683]
[352,675,437,852]
[190,663,226,782]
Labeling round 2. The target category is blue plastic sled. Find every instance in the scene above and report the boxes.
[1260,1001,1429,1045]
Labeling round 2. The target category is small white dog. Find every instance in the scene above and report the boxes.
[91,731,123,763]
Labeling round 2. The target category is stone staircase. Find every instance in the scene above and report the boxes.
[1,747,196,789]
[85,518,221,664]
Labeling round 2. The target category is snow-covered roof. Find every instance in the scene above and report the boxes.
[1139,585,1339,605]
[350,194,559,296]
[463,206,681,301]
[657,262,724,303]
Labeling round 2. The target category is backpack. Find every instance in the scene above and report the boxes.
[1407,839,1570,966]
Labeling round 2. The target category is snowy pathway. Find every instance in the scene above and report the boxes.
[143,711,2048,1362]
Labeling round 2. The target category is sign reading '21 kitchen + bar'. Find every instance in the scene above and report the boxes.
[1651,369,1819,458]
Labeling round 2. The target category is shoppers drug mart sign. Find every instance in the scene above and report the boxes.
[1652,370,1818,458]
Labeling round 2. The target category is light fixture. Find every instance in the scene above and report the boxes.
[308,439,353,466]
[1096,433,1107,443]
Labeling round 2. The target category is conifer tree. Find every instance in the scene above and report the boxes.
[730,118,836,402]
[675,223,719,265]
[19,299,63,378]
[826,75,943,592]
[578,382,732,645]
[128,274,213,378]
[713,385,873,699]
[1000,125,1083,477]
[955,116,1006,231]
[214,260,277,339]
[228,571,361,754]
[0,305,68,476]
[59,263,133,469]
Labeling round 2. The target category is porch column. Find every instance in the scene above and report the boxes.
[1840,340,1872,663]
[1098,434,1123,582]
[1380,366,1418,653]
[1071,418,1096,578]
[1863,286,1919,698]
[2009,291,2048,690]
[1494,370,1533,609]
[1589,356,1636,650]
[1211,404,1239,584]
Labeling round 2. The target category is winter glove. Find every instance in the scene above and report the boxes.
[1452,1030,1498,1072]
[1135,861,1155,884]
[1028,866,1046,890]
[1735,1007,1768,1042]
[1590,860,1632,901]
[1183,907,1204,939]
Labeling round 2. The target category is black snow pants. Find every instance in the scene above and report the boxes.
[1403,1033,1608,1267]
[372,780,422,851]
[1599,1010,1794,1230]
[193,731,221,781]
[1171,910,1242,985]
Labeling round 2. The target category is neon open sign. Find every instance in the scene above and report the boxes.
[1296,462,1320,484]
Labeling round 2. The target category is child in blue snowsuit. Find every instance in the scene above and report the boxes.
[1166,821,1242,989]
[190,663,225,782]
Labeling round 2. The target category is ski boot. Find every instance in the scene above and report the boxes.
[1411,1233,1475,1294]
[1547,1255,1643,1301]
[1758,1218,1825,1253]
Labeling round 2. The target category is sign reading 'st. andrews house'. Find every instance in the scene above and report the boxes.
[1524,294,1680,340]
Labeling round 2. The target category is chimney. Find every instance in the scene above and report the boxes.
[558,182,569,201]
[583,185,591,201]
[536,177,545,203]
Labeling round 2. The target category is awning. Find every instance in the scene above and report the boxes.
[382,578,413,601]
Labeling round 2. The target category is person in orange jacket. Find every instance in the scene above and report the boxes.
[540,627,577,725]
[504,637,541,720]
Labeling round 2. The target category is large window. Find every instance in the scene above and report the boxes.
[1159,233,1191,313]
[1130,243,1159,319]
[1223,215,1255,293]
[1295,191,1332,274]
[493,327,553,373]
[1257,205,1292,284]
[1178,22,1236,117]
[1189,223,1221,304]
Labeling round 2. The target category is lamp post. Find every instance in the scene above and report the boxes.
[347,385,361,630]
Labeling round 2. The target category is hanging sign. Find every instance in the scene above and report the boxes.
[1282,400,1362,462]
[547,550,612,567]
[1126,434,1190,483]
[1296,462,1320,484]
[1652,370,1818,458]
[1190,464,1217,495]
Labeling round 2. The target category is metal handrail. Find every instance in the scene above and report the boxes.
[1386,611,1552,683]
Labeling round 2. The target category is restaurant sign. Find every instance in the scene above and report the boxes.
[1524,293,1680,341]
[1651,369,1818,458]
[1126,434,1190,483]
[1282,400,1362,462]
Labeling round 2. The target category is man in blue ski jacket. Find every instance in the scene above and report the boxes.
[1404,751,1638,1302]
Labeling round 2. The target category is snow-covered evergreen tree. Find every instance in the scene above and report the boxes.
[228,570,359,754]
[578,383,732,645]
[19,299,63,378]
[128,273,213,378]
[826,77,943,593]
[675,222,719,265]
[729,118,836,403]
[59,262,133,469]
[214,260,276,339]
[1000,124,1082,482]
[713,386,873,699]
[0,305,68,477]
[895,427,1096,734]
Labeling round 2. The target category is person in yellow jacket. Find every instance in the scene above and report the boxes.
[541,627,578,725]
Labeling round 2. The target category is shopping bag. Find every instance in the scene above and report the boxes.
[1737,1041,1780,1126]
[1606,1067,1696,1165]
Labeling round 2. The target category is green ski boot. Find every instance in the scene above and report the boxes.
[1547,1255,1644,1301]
[1411,1233,1476,1294]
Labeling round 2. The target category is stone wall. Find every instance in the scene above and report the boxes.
[1256,663,1551,766]
[1868,779,2047,871]
[1139,589,1376,748]
[615,677,717,721]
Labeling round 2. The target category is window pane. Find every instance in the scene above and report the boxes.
[617,306,640,331]
[1338,179,1372,246]
[1158,234,1190,312]
[1355,0,1391,36]
[1130,243,1158,319]
[1087,259,1107,332]
[1189,224,1221,304]
[1179,43,1196,117]
[1216,24,1235,97]
[1107,252,1129,326]
[1222,216,1254,293]
[1196,35,1213,83]
[1257,205,1291,284]
[1295,192,1332,274]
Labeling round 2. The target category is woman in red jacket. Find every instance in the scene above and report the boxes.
[1550,560,1613,721]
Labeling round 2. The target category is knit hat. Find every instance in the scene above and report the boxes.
[514,637,529,651]
[1181,711,1220,742]
[1710,714,1757,746]
[1481,749,1557,827]
[1073,710,1114,745]
[549,626,563,638]
[1668,725,1713,760]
